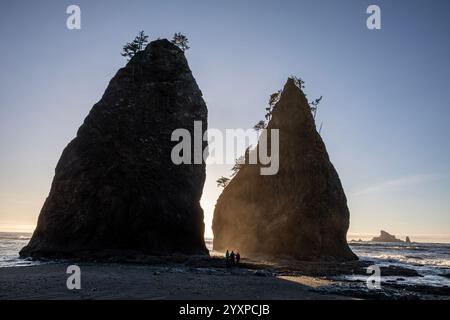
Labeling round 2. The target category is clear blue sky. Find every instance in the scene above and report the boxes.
[1,0,449,240]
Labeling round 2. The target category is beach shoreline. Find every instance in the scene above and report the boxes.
[1,254,449,300]
[0,261,349,300]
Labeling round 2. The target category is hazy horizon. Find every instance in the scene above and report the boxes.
[1,1,449,240]
[0,225,449,244]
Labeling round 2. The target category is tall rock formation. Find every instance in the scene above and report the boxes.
[21,39,208,258]
[212,78,357,261]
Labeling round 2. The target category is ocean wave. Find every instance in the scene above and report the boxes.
[361,253,450,267]
[349,242,450,269]
[0,232,32,241]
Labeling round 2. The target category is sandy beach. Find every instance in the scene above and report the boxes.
[0,261,345,300]
[1,253,448,300]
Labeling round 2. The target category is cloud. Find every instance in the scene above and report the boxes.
[351,174,442,196]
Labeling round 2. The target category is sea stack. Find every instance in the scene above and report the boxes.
[371,230,404,243]
[212,78,357,261]
[21,39,208,258]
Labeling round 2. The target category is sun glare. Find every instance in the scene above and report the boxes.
[0,224,35,233]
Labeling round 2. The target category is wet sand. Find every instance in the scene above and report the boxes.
[0,262,346,300]
[0,254,448,300]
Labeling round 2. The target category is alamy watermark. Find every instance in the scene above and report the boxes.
[66,5,81,30]
[367,5,381,30]
[66,265,81,290]
[366,265,382,290]
[66,5,380,31]
[171,122,279,176]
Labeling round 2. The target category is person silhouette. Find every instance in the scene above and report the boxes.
[230,251,235,266]
[225,250,230,267]
[236,251,240,265]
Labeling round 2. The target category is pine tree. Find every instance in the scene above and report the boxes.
[309,96,322,119]
[121,30,149,60]
[216,176,230,188]
[253,120,266,132]
[171,32,190,51]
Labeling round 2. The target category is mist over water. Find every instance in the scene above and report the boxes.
[347,233,450,244]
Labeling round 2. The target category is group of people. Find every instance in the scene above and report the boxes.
[225,250,240,267]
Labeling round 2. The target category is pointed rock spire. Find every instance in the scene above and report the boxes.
[212,77,357,261]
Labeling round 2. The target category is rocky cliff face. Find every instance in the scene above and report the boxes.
[212,78,357,261]
[21,39,208,258]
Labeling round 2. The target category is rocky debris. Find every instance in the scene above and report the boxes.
[20,39,208,258]
[384,283,450,297]
[213,78,357,261]
[314,281,450,300]
[253,270,273,277]
[379,265,421,277]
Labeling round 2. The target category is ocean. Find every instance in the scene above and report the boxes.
[346,241,450,287]
[0,232,42,268]
[1,232,449,288]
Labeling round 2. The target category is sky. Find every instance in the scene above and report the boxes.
[0,0,449,241]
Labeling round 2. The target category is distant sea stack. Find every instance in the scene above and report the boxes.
[21,39,208,258]
[212,78,357,261]
[371,230,408,243]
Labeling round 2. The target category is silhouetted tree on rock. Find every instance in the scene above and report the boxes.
[121,30,149,60]
[171,32,190,51]
[216,176,230,188]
